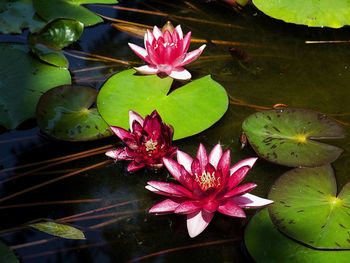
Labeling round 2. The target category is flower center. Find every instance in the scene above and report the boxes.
[144,139,158,152]
[196,171,220,191]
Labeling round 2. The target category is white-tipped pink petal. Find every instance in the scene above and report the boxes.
[110,126,133,140]
[175,200,201,214]
[145,185,179,198]
[186,210,214,238]
[149,199,181,214]
[128,43,151,63]
[196,143,208,170]
[178,44,206,67]
[208,144,223,168]
[230,157,258,176]
[168,68,191,80]
[128,110,144,131]
[217,200,246,218]
[147,181,193,198]
[163,157,184,181]
[175,25,183,39]
[105,148,129,160]
[145,29,154,47]
[134,65,159,75]
[177,150,193,173]
[232,193,273,208]
[152,26,162,39]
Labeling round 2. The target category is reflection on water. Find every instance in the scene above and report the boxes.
[0,0,350,262]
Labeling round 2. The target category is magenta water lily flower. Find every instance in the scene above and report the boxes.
[106,110,177,172]
[146,144,273,238]
[128,21,206,80]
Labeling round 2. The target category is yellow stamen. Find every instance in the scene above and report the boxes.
[145,139,157,152]
[196,171,220,191]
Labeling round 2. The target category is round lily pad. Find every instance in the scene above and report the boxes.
[268,165,350,249]
[245,209,350,263]
[242,108,345,167]
[97,69,229,140]
[0,44,71,130]
[33,0,117,27]
[0,0,45,34]
[253,0,350,28]
[28,18,84,68]
[36,85,112,141]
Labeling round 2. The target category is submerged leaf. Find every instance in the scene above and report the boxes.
[30,221,86,240]
[245,209,350,263]
[28,18,84,67]
[269,165,350,249]
[36,85,112,141]
[242,108,345,167]
[33,0,118,26]
[0,44,71,129]
[97,69,228,140]
[253,0,350,28]
[0,0,45,34]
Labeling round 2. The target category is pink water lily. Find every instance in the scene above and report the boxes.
[106,110,177,172]
[146,144,273,238]
[128,21,206,80]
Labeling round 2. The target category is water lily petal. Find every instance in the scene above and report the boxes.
[105,148,131,160]
[197,143,208,170]
[232,193,273,208]
[208,144,223,169]
[178,45,206,67]
[217,150,230,177]
[186,210,214,238]
[230,157,257,176]
[175,200,201,214]
[182,32,191,53]
[127,161,145,172]
[224,183,257,198]
[177,150,193,173]
[175,25,183,39]
[145,29,154,47]
[134,65,159,75]
[128,43,151,64]
[163,157,185,182]
[128,110,144,131]
[149,198,182,214]
[147,181,193,197]
[152,26,162,40]
[168,68,191,80]
[227,166,250,189]
[217,200,246,218]
[146,185,181,197]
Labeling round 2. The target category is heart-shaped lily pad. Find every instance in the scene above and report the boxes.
[36,85,112,141]
[268,165,350,249]
[0,0,45,34]
[0,44,71,130]
[253,0,350,28]
[97,69,228,140]
[242,108,345,167]
[33,0,117,26]
[245,209,350,263]
[28,18,84,68]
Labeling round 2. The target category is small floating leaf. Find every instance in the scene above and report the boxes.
[0,44,71,129]
[0,240,20,263]
[253,0,350,28]
[0,0,45,34]
[242,108,345,167]
[30,221,86,240]
[245,209,350,263]
[33,0,118,27]
[28,18,84,68]
[97,69,228,140]
[268,165,350,249]
[36,85,112,141]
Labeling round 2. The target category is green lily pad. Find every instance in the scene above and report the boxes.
[97,69,228,140]
[253,0,350,28]
[0,0,45,34]
[0,240,20,263]
[33,0,118,27]
[0,44,71,130]
[36,85,112,141]
[242,108,345,167]
[268,165,350,249]
[30,221,86,240]
[245,209,350,263]
[28,18,84,68]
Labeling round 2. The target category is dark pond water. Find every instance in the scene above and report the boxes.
[1,0,350,262]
